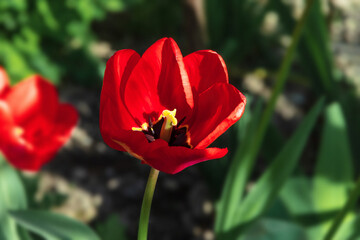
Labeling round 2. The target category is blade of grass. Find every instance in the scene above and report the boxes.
[201,95,254,198]
[233,97,324,229]
[215,0,316,234]
[275,0,336,96]
[299,0,336,96]
[215,98,263,233]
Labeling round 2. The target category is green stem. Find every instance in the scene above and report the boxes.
[323,175,360,240]
[137,168,159,240]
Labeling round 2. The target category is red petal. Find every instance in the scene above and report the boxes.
[101,98,147,152]
[0,101,36,170]
[100,49,141,151]
[146,144,227,174]
[1,144,37,171]
[44,104,78,150]
[188,83,246,149]
[5,75,58,125]
[123,38,194,125]
[184,50,228,94]
[111,137,227,174]
[0,67,10,96]
[110,130,150,159]
[0,101,14,143]
[0,104,78,171]
[143,139,228,174]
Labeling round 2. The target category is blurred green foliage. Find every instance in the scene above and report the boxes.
[96,215,128,240]
[206,0,360,239]
[0,0,138,85]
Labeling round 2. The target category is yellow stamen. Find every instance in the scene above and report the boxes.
[141,123,149,130]
[14,127,24,136]
[160,109,177,142]
[132,123,149,132]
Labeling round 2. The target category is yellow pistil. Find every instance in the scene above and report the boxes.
[160,109,177,142]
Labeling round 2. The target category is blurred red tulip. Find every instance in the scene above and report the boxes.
[0,67,78,171]
[100,38,246,174]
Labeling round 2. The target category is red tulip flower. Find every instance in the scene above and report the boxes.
[100,38,246,174]
[0,67,78,171]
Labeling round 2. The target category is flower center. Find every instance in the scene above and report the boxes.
[132,109,191,148]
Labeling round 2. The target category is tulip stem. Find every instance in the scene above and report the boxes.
[323,174,360,240]
[138,167,159,240]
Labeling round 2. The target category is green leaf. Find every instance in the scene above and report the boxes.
[18,227,34,240]
[0,155,27,240]
[232,97,325,232]
[97,214,128,240]
[206,0,269,61]
[10,210,100,240]
[36,0,59,30]
[216,0,317,234]
[275,0,336,95]
[280,176,316,222]
[201,95,254,198]
[262,123,285,162]
[241,218,308,240]
[312,102,354,236]
[333,214,360,240]
[0,38,35,83]
[215,98,263,233]
[280,176,325,239]
[299,0,336,95]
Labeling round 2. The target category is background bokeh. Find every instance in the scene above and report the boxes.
[1,0,360,239]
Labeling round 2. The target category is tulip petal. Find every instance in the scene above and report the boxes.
[1,144,36,171]
[111,130,150,160]
[141,139,228,174]
[0,67,10,96]
[47,104,78,148]
[100,50,141,151]
[32,104,78,170]
[188,83,246,149]
[112,136,227,174]
[0,104,78,171]
[184,50,228,94]
[101,98,150,152]
[5,75,58,125]
[123,38,194,125]
[0,101,36,170]
[0,102,29,153]
[0,101,14,142]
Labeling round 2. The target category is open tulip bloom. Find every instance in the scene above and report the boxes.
[0,68,78,171]
[100,38,246,239]
[100,37,246,174]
